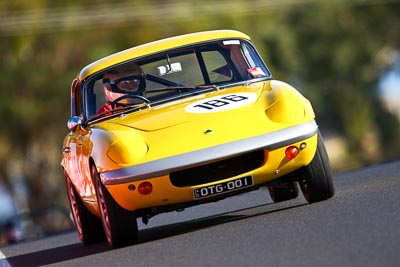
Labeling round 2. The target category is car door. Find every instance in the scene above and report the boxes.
[63,80,98,212]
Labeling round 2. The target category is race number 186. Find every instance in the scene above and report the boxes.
[193,95,249,110]
[185,93,257,114]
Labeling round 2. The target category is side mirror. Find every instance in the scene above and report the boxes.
[67,116,83,131]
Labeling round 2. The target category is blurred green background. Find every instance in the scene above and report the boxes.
[0,0,399,242]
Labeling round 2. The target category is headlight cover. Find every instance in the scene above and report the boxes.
[107,136,148,165]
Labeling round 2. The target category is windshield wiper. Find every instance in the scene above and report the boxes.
[89,103,151,121]
[147,85,219,93]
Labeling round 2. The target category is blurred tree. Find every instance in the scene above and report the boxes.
[0,0,399,234]
[256,1,400,165]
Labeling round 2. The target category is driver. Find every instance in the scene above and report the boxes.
[97,62,146,114]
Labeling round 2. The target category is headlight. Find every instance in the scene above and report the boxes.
[265,98,305,123]
[107,138,148,165]
[264,80,314,123]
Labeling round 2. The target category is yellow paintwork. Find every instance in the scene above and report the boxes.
[62,79,317,213]
[107,136,317,211]
[265,80,315,123]
[62,30,319,217]
[92,80,317,210]
[79,30,250,81]
[85,81,315,171]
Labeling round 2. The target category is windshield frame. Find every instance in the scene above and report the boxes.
[82,38,272,122]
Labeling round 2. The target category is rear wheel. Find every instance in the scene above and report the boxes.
[299,132,335,203]
[268,181,299,202]
[92,165,139,248]
[64,170,105,245]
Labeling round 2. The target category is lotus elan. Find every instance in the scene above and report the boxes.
[61,30,335,248]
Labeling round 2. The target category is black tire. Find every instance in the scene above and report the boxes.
[92,165,139,248]
[64,170,105,245]
[268,181,299,202]
[299,131,335,203]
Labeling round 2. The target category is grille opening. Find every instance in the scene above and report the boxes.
[170,150,265,187]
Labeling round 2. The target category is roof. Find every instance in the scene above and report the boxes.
[78,30,250,80]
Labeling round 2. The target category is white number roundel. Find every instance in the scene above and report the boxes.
[185,93,258,114]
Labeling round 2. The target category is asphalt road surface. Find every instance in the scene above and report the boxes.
[1,161,399,267]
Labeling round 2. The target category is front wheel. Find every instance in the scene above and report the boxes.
[298,132,335,203]
[64,170,105,245]
[92,165,139,248]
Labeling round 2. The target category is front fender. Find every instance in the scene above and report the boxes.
[90,126,148,173]
[263,80,315,124]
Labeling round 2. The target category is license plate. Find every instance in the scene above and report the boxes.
[193,176,254,200]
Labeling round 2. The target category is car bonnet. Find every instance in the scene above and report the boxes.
[106,83,266,132]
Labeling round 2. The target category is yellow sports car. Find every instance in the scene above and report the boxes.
[61,30,334,248]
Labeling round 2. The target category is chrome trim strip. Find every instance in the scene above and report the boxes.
[100,120,318,185]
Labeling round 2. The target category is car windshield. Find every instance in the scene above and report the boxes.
[84,39,271,119]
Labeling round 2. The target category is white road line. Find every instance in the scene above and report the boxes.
[0,250,11,267]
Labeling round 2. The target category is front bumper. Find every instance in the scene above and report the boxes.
[102,120,319,211]
[100,120,318,186]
